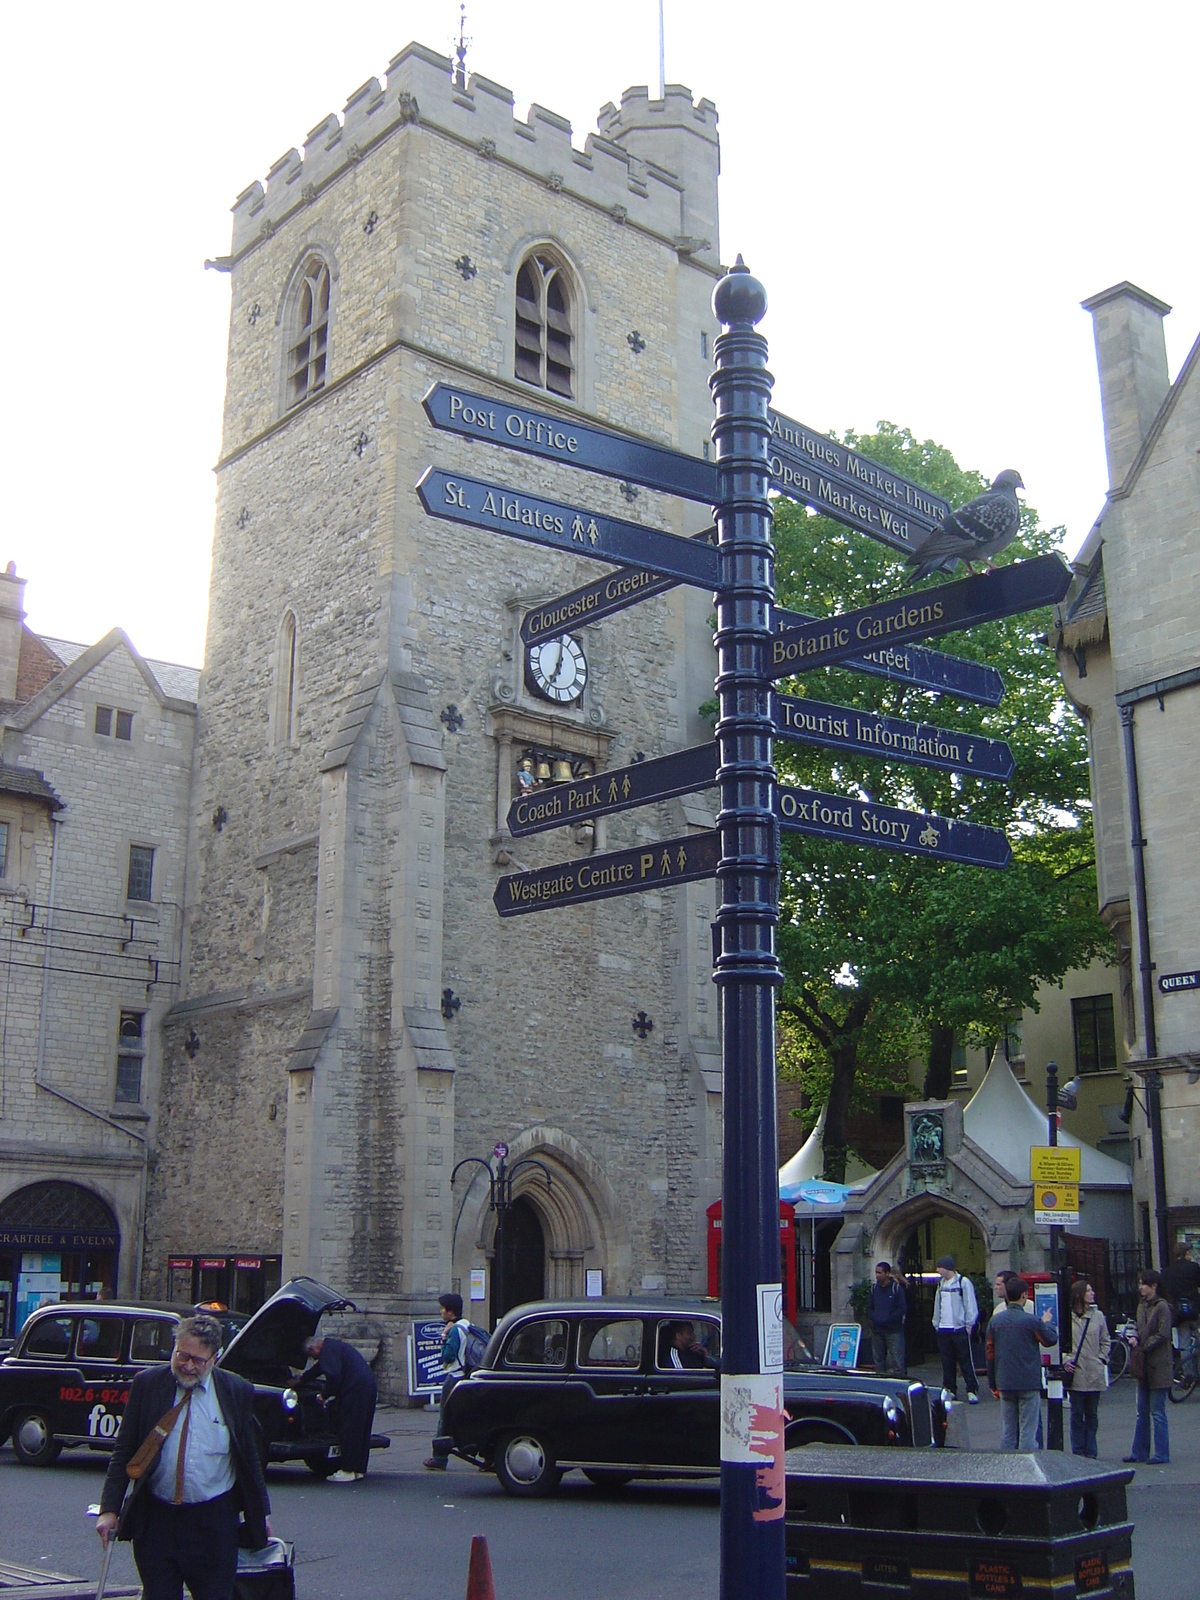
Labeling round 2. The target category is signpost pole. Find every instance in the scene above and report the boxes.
[1046,1061,1065,1451]
[711,260,785,1600]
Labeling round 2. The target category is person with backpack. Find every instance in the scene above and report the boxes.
[932,1256,980,1403]
[424,1293,473,1472]
[302,1334,378,1482]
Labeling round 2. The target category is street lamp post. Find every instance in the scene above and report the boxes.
[451,1143,551,1327]
[1045,1060,1068,1450]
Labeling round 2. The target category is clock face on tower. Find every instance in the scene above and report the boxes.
[525,634,588,704]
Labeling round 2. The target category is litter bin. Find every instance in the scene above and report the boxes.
[785,1445,1133,1597]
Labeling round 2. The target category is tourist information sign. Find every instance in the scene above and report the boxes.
[507,743,717,837]
[493,830,720,917]
[771,554,1071,678]
[415,468,719,589]
[774,783,1012,869]
[775,693,1013,780]
[423,381,713,502]
[775,607,1004,705]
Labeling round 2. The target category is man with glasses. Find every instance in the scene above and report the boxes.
[96,1314,271,1600]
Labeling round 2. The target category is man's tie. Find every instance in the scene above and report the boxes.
[172,1390,194,1504]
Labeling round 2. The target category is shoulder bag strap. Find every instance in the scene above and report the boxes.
[1070,1314,1090,1365]
[125,1394,188,1481]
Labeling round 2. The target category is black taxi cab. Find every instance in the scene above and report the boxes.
[442,1297,939,1497]
[0,1276,388,1474]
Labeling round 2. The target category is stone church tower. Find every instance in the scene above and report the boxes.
[146,42,724,1387]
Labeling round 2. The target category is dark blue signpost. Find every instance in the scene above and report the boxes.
[416,257,1071,1600]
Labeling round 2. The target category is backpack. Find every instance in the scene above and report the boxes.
[458,1319,490,1374]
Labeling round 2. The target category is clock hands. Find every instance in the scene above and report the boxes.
[548,639,564,685]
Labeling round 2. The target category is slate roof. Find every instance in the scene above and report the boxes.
[287,1008,340,1073]
[0,763,64,810]
[35,635,200,705]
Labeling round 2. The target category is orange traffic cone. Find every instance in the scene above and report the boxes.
[465,1535,495,1600]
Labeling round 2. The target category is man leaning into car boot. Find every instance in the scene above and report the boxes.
[424,1292,467,1471]
[302,1334,378,1482]
[96,1313,271,1600]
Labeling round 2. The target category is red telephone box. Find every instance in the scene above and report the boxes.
[706,1198,798,1325]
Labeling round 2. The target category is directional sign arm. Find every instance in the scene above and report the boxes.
[423,382,717,503]
[774,608,1005,705]
[774,693,1013,781]
[416,469,720,590]
[507,743,719,837]
[520,529,717,646]
[775,784,1011,869]
[771,555,1070,679]
[494,830,719,916]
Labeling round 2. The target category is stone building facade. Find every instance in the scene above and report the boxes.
[1055,282,1200,1266]
[0,565,197,1332]
[145,43,727,1391]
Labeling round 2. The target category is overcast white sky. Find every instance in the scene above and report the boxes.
[2,2,1196,667]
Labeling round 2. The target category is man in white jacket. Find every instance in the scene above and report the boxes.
[932,1254,980,1403]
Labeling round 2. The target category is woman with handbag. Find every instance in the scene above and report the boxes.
[1062,1280,1111,1458]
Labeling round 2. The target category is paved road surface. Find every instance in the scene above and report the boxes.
[2,1367,1195,1597]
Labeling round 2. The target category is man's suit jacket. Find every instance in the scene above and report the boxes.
[100,1364,270,1547]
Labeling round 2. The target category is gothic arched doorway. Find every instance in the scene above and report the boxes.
[492,1196,546,1323]
[0,1181,120,1337]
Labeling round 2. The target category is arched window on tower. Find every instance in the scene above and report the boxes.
[286,258,330,409]
[515,254,574,398]
[273,611,298,746]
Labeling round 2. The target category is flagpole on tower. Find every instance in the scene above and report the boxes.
[658,0,665,98]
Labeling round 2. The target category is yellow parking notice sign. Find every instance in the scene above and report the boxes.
[1031,1146,1081,1185]
[1035,1183,1080,1225]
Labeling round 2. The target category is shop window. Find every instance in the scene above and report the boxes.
[1072,994,1118,1074]
[115,1012,145,1103]
[514,253,574,397]
[127,845,154,903]
[577,1317,643,1368]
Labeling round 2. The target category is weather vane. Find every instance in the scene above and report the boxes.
[454,3,470,90]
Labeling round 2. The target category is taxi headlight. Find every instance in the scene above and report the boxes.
[883,1395,900,1423]
[282,1388,299,1413]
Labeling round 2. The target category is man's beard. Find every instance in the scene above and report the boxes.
[172,1360,203,1388]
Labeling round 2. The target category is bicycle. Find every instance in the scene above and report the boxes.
[1107,1317,1136,1382]
[1169,1319,1199,1403]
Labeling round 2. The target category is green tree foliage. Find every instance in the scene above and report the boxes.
[773,424,1109,1178]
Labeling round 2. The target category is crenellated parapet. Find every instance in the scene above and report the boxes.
[230,42,719,264]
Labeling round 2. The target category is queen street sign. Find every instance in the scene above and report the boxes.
[775,693,1013,780]
[416,468,720,590]
[493,830,720,916]
[507,743,718,837]
[771,555,1071,678]
[775,783,1011,869]
[423,381,714,503]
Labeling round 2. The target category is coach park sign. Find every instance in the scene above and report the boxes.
[417,262,1069,1600]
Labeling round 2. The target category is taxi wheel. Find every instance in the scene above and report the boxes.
[13,1410,63,1467]
[495,1431,562,1497]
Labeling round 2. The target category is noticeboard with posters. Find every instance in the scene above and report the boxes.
[822,1322,862,1370]
[407,1319,447,1398]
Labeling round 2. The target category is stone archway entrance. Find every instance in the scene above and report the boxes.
[492,1196,546,1322]
[0,1181,121,1337]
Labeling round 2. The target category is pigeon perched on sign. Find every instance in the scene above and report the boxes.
[906,470,1025,584]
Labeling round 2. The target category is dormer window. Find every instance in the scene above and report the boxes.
[515,254,574,398]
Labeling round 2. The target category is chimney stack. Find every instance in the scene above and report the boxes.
[1081,282,1171,490]
[0,561,26,702]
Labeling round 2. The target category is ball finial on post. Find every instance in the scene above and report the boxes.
[712,253,768,326]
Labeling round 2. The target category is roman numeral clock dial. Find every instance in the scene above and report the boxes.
[525,633,587,704]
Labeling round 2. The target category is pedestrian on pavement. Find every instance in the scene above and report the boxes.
[868,1262,907,1376]
[987,1276,1057,1451]
[1161,1244,1200,1324]
[302,1334,378,1482]
[95,1313,271,1600]
[932,1255,980,1403]
[424,1292,467,1471]
[1124,1269,1172,1465]
[1063,1279,1111,1459]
